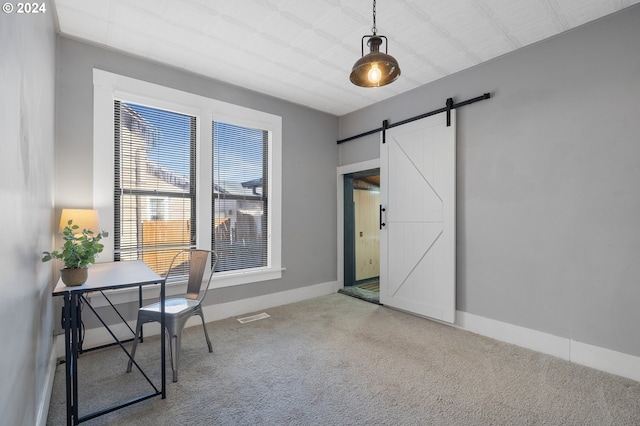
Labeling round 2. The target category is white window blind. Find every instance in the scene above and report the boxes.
[114,101,196,276]
[212,121,268,273]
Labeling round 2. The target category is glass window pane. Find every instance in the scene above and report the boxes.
[212,121,268,273]
[115,101,196,275]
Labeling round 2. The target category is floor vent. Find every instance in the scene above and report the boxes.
[237,312,270,324]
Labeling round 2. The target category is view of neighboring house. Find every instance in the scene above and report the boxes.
[117,102,266,276]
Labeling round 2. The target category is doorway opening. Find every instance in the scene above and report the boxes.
[339,168,380,304]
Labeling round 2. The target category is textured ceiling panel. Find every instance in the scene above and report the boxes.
[53,0,640,115]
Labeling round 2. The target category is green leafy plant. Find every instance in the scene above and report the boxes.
[42,220,109,269]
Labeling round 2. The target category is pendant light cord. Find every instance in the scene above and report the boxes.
[371,0,377,35]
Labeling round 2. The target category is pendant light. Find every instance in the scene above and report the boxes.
[350,0,401,87]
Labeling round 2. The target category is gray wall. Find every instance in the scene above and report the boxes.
[55,37,339,309]
[0,1,56,425]
[339,6,640,357]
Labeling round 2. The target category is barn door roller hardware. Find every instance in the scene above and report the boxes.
[336,92,491,145]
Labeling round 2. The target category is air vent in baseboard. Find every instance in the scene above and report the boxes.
[237,312,270,324]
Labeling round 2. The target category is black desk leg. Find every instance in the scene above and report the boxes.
[139,285,144,343]
[71,292,80,425]
[63,293,72,426]
[160,281,166,398]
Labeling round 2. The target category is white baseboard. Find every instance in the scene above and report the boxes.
[570,340,640,382]
[456,311,571,360]
[456,310,640,383]
[201,280,341,323]
[37,343,58,426]
[64,280,340,352]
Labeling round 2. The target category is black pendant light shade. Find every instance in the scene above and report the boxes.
[350,35,400,87]
[350,0,400,87]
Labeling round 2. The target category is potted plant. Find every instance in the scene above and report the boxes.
[42,220,109,286]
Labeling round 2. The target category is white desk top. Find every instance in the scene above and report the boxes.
[53,261,163,295]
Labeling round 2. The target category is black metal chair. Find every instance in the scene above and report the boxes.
[127,249,217,382]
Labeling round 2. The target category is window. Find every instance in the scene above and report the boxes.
[212,122,268,273]
[114,101,196,276]
[147,197,168,221]
[93,69,283,289]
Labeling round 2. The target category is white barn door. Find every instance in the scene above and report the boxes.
[380,111,456,323]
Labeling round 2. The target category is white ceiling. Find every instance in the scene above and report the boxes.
[53,0,639,116]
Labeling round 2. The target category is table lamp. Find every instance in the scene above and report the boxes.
[59,208,100,234]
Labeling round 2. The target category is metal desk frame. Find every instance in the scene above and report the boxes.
[53,261,166,425]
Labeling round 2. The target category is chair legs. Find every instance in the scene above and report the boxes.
[197,309,213,353]
[126,311,213,382]
[169,316,212,382]
[169,333,180,382]
[126,320,144,373]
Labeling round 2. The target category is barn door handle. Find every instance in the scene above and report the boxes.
[379,205,386,229]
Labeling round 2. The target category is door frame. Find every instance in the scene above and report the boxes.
[337,159,380,290]
[344,168,381,287]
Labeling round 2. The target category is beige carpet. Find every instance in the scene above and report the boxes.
[47,294,640,425]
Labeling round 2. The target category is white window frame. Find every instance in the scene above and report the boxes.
[93,69,283,290]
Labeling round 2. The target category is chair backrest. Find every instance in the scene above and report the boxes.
[166,249,218,302]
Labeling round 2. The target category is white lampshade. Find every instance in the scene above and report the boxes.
[59,209,100,234]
